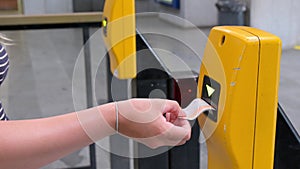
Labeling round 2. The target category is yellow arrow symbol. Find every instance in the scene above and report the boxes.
[206,84,215,97]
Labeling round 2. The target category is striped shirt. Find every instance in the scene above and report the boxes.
[0,44,9,120]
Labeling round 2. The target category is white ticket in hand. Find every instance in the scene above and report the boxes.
[179,98,214,120]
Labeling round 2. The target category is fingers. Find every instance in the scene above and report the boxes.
[163,100,191,142]
[166,123,191,142]
[162,100,181,117]
[145,99,191,147]
[155,120,191,147]
[165,112,178,123]
[137,125,190,149]
[165,113,171,122]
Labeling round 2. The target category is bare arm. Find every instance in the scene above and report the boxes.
[0,103,116,169]
[0,99,190,169]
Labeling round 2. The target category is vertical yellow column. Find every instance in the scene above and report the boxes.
[240,27,281,169]
[102,0,136,79]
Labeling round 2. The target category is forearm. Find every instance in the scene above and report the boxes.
[0,103,116,169]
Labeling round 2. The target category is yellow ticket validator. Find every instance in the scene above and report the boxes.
[198,26,281,169]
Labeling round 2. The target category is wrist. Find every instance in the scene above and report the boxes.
[97,102,118,135]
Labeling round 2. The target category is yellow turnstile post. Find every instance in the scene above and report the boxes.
[198,26,281,169]
[102,0,136,79]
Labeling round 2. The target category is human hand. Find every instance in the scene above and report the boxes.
[116,99,191,149]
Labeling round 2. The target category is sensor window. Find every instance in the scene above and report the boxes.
[201,75,221,122]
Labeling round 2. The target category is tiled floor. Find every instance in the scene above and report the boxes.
[0,14,299,169]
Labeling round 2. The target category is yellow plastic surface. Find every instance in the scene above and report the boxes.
[197,26,281,169]
[102,0,136,79]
